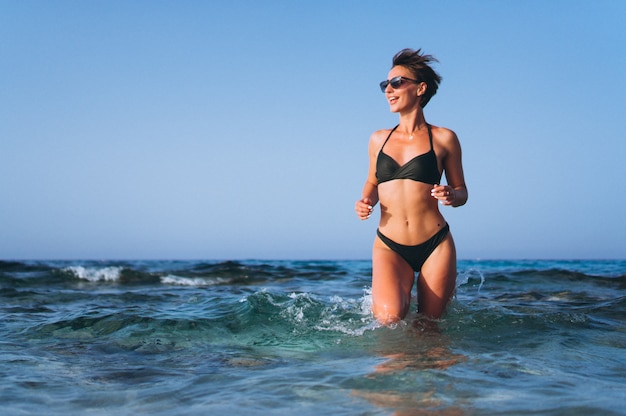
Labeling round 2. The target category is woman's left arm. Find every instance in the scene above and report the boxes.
[435,129,468,207]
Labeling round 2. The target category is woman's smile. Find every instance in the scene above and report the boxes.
[388,95,399,105]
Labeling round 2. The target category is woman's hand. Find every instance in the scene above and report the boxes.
[431,184,457,206]
[355,197,374,220]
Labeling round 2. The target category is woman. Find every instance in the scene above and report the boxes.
[355,48,468,324]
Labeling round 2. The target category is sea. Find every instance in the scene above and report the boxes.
[1,259,625,415]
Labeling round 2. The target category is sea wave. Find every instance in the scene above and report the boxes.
[1,259,625,291]
[239,288,377,336]
[160,274,231,286]
[63,266,124,282]
[3,259,625,416]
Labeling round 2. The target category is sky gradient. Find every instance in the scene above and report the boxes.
[1,1,625,260]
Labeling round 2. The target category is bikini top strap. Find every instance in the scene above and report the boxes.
[380,125,399,151]
[427,124,433,150]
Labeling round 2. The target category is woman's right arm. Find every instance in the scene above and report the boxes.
[355,132,382,220]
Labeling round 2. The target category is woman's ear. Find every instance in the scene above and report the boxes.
[417,82,427,97]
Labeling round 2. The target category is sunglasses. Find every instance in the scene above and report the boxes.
[379,76,420,92]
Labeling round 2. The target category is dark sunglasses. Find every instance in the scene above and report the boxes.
[379,76,420,92]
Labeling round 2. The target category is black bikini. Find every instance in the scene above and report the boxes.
[376,124,441,185]
[375,124,450,272]
[377,225,450,272]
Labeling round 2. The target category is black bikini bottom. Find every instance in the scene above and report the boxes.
[376,223,450,272]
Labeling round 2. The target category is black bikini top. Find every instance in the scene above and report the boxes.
[376,124,441,185]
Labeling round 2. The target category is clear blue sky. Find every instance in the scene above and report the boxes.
[1,1,625,260]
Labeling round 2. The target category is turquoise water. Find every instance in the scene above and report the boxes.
[1,259,625,415]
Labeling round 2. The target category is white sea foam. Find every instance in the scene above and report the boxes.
[160,275,230,286]
[65,266,123,282]
[282,292,314,323]
[315,290,379,336]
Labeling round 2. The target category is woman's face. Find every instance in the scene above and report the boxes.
[384,66,422,113]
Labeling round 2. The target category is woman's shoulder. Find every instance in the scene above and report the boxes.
[366,128,393,155]
[430,124,460,146]
[369,128,393,145]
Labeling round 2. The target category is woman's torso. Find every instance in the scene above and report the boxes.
[375,124,447,245]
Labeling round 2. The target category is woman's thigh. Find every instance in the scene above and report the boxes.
[417,233,457,318]
[371,238,415,323]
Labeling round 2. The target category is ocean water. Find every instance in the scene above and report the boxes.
[1,259,625,415]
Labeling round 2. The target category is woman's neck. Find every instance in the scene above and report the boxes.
[398,110,427,137]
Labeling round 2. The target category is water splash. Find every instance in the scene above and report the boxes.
[457,267,485,293]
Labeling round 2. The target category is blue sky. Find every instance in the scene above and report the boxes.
[1,1,625,260]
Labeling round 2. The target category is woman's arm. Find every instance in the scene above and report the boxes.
[355,131,383,220]
[433,128,468,207]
